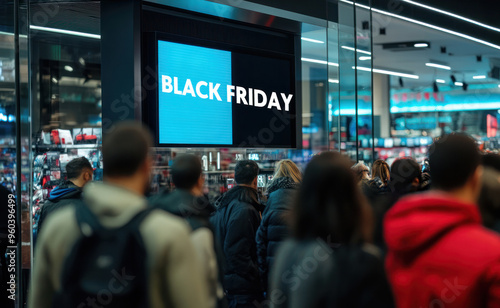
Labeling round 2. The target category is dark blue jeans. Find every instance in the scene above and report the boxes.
[227,293,264,308]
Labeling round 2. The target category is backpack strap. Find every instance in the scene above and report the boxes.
[75,201,155,236]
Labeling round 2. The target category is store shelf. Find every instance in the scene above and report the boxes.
[33,144,100,150]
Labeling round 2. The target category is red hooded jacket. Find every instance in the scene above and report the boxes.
[384,192,500,308]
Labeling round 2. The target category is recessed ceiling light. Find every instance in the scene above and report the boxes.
[359,56,372,61]
[301,37,325,44]
[473,75,486,79]
[436,79,446,83]
[455,82,464,86]
[426,63,451,70]
[64,65,73,72]
[328,79,340,84]
[51,77,58,84]
[414,43,429,48]
[341,46,372,55]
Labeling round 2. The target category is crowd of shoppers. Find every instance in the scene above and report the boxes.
[27,122,500,308]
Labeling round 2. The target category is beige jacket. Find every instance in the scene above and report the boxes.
[28,182,210,308]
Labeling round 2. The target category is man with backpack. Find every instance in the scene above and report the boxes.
[29,123,210,308]
[152,154,226,308]
[36,157,93,237]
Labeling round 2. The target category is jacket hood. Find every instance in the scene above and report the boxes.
[82,182,148,229]
[48,181,81,201]
[266,177,299,196]
[154,189,216,218]
[215,185,264,211]
[384,192,481,258]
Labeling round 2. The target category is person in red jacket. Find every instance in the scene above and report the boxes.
[384,133,500,308]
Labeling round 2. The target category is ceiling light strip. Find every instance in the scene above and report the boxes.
[352,66,419,79]
[29,25,101,39]
[370,8,500,50]
[401,0,500,33]
[301,58,339,66]
[301,37,325,44]
[341,46,372,55]
[425,63,451,70]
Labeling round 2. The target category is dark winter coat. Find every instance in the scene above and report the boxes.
[151,189,216,229]
[152,189,228,308]
[210,185,264,295]
[269,239,394,308]
[256,177,298,291]
[37,181,82,236]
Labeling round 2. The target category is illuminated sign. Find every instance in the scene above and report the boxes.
[156,40,296,148]
[391,87,500,113]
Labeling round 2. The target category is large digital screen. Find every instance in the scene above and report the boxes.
[155,39,296,148]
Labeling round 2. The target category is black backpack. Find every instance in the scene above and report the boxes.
[52,202,153,308]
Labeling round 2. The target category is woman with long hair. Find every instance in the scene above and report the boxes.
[256,159,302,294]
[268,152,393,308]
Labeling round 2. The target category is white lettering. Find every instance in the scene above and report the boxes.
[161,75,172,93]
[254,89,267,107]
[227,85,235,103]
[183,79,196,97]
[248,88,253,106]
[267,92,281,110]
[196,81,208,99]
[281,93,293,112]
[236,86,248,105]
[160,75,293,112]
[173,77,182,95]
[209,82,222,101]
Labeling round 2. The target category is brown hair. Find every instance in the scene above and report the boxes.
[372,160,390,186]
[291,152,373,244]
[103,122,153,177]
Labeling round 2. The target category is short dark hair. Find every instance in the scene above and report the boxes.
[292,152,369,243]
[429,133,480,191]
[66,157,93,180]
[171,154,202,189]
[482,153,500,172]
[103,122,153,177]
[235,160,259,185]
[389,158,421,194]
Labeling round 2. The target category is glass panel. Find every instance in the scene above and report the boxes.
[0,1,19,307]
[338,0,357,160]
[301,23,329,151]
[355,0,374,164]
[28,0,102,297]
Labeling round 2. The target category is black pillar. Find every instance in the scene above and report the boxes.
[101,0,142,134]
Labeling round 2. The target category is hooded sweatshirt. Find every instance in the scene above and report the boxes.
[384,192,500,308]
[29,182,210,308]
[36,181,82,236]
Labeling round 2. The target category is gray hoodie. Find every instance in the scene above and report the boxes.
[29,182,210,308]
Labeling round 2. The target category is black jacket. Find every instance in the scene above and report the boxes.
[269,239,394,308]
[151,189,216,229]
[210,185,264,295]
[256,177,298,291]
[37,181,82,236]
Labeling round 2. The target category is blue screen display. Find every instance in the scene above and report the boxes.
[157,40,233,145]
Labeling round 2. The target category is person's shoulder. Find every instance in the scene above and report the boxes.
[37,206,80,248]
[144,208,190,232]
